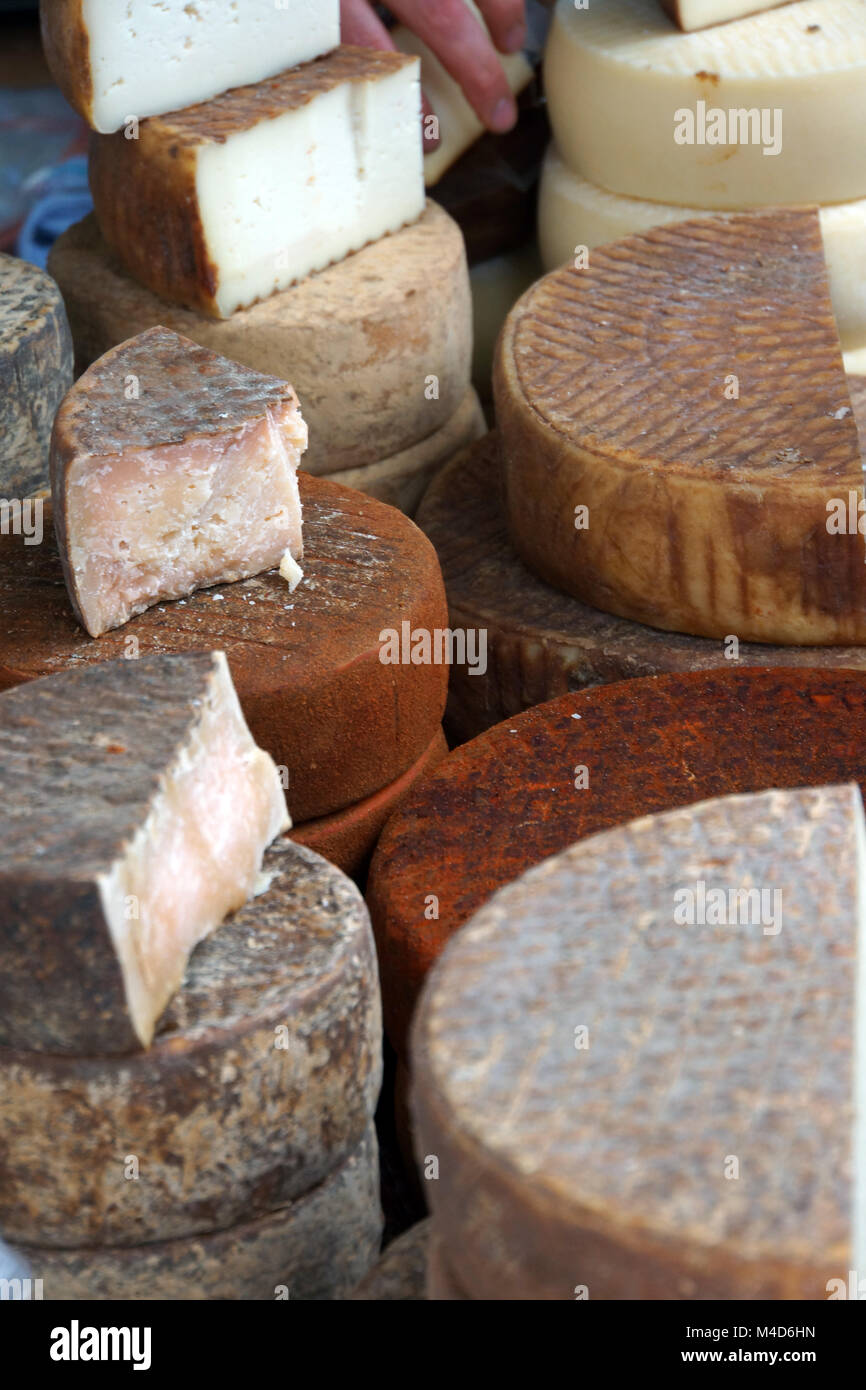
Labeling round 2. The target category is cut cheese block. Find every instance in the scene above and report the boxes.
[89,47,424,319]
[411,784,864,1300]
[538,145,866,354]
[369,666,866,1056]
[394,1,533,187]
[51,327,306,638]
[17,1125,382,1301]
[545,0,866,209]
[40,0,340,135]
[327,389,486,517]
[0,477,448,825]
[416,435,866,744]
[496,209,866,646]
[0,652,287,1054]
[47,206,471,475]
[661,0,795,29]
[0,839,381,1247]
[350,1220,431,1301]
[0,254,73,496]
[291,729,448,877]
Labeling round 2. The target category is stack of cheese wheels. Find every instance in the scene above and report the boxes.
[41,0,484,513]
[538,0,866,374]
[0,655,384,1299]
[411,780,864,1299]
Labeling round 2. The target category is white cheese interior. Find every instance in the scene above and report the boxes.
[195,63,425,318]
[846,349,866,378]
[668,0,792,30]
[82,0,340,134]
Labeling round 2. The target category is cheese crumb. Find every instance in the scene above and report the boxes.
[280,550,304,592]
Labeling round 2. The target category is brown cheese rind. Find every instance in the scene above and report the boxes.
[495,210,865,645]
[0,839,381,1247]
[39,1,93,128]
[350,1220,431,1301]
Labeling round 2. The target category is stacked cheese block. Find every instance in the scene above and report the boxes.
[538,0,866,373]
[0,253,73,495]
[0,655,383,1299]
[41,0,484,513]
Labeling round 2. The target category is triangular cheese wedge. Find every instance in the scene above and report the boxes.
[495,208,866,645]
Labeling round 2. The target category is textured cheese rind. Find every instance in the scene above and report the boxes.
[538,145,866,354]
[16,1125,382,1301]
[41,0,340,135]
[661,0,795,29]
[350,1219,431,1301]
[0,839,381,1247]
[411,784,861,1300]
[545,0,866,209]
[0,652,288,1054]
[427,1229,471,1301]
[88,48,425,319]
[0,254,73,496]
[47,207,471,474]
[495,209,866,646]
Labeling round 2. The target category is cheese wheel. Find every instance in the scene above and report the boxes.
[427,1230,470,1301]
[495,209,865,645]
[17,1125,382,1301]
[47,205,471,475]
[0,839,380,1247]
[0,476,448,824]
[415,435,866,743]
[369,667,866,1057]
[411,784,863,1299]
[544,0,866,209]
[350,1220,431,1301]
[538,145,866,355]
[470,247,544,405]
[326,389,486,517]
[0,254,73,496]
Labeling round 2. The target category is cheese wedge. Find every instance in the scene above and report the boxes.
[40,0,340,135]
[0,653,289,1054]
[50,326,306,638]
[544,0,866,210]
[538,144,866,355]
[495,209,866,646]
[661,0,795,29]
[89,47,425,319]
[411,783,865,1300]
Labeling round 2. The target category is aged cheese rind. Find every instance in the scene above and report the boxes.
[0,477,449,825]
[538,145,866,354]
[495,210,865,646]
[661,0,795,29]
[0,839,380,1247]
[545,0,866,209]
[40,0,340,135]
[0,652,287,1054]
[350,1220,431,1301]
[0,254,73,496]
[427,1230,470,1301]
[51,327,306,638]
[17,1125,382,1301]
[48,207,471,474]
[369,666,866,1056]
[411,785,861,1300]
[416,434,866,742]
[88,48,424,319]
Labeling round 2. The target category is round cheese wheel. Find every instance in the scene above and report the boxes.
[0,840,381,1248]
[0,473,448,823]
[350,1220,431,1301]
[427,1230,470,1301]
[0,253,73,496]
[369,667,866,1056]
[47,204,472,476]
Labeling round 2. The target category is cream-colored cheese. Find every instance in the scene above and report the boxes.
[663,0,794,30]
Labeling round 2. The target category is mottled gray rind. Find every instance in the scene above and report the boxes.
[350,1220,431,1300]
[18,1126,383,1301]
[0,838,382,1247]
[0,254,73,496]
[412,785,859,1300]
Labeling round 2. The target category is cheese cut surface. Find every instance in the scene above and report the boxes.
[370,668,866,1056]
[496,209,866,646]
[545,0,866,209]
[411,784,863,1300]
[89,47,425,319]
[0,839,381,1247]
[40,0,340,135]
[0,652,288,1054]
[17,1125,382,1301]
[0,253,73,496]
[661,0,796,28]
[48,205,470,474]
[847,348,866,377]
[538,145,866,354]
[416,435,866,742]
[51,327,306,638]
[0,477,448,825]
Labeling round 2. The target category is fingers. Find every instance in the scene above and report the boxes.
[339,0,440,151]
[388,0,520,133]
